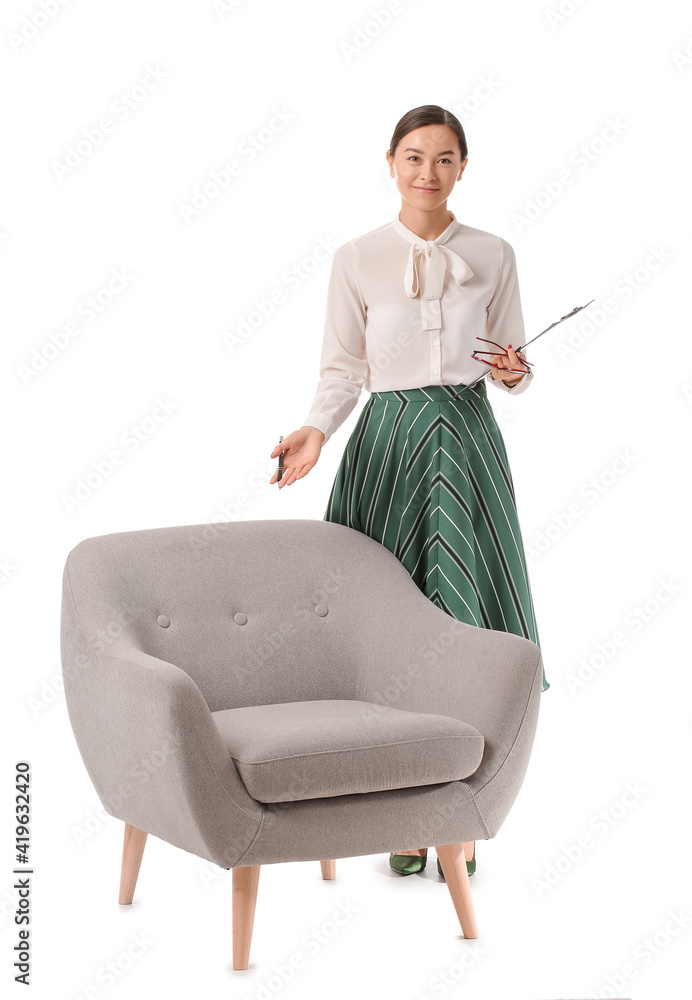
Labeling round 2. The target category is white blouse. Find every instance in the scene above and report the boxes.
[303,210,534,445]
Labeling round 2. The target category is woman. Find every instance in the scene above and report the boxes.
[270,104,549,881]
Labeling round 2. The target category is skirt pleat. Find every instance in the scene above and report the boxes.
[324,380,549,692]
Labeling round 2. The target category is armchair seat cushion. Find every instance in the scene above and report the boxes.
[212,699,484,804]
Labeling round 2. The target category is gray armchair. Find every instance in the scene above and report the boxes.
[60,519,543,970]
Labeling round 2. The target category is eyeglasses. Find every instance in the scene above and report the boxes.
[471,336,534,375]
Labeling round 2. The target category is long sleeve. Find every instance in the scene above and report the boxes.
[302,240,368,445]
[484,238,534,396]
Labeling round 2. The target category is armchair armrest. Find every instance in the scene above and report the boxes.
[62,642,262,868]
[355,571,543,837]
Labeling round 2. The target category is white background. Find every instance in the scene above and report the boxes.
[3,1,691,998]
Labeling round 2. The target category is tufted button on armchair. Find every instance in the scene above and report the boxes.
[60,519,543,971]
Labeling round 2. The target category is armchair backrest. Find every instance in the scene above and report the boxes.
[61,519,414,712]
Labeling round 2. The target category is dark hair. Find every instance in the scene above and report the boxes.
[388,105,468,162]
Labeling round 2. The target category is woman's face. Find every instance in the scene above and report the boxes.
[387,123,467,211]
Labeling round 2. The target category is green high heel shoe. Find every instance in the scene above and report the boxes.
[437,843,476,879]
[389,848,428,875]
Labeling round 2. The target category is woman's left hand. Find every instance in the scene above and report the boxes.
[488,344,528,386]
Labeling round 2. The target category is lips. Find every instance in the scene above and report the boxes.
[414,187,438,192]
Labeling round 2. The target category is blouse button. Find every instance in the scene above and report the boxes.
[433,369,439,375]
[433,340,439,346]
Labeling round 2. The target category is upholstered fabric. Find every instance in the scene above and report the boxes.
[212,699,485,803]
[60,519,543,869]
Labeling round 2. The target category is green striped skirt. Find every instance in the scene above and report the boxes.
[324,380,549,692]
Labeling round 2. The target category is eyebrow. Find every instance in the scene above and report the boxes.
[403,147,457,155]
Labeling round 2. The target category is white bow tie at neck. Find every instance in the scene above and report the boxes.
[403,241,474,332]
[404,241,474,299]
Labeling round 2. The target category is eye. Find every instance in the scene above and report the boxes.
[407,156,453,164]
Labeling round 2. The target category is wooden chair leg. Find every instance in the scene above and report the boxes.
[435,842,478,939]
[232,865,260,970]
[320,860,336,880]
[119,823,148,904]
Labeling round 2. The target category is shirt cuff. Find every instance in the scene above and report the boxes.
[486,366,534,395]
[302,413,331,442]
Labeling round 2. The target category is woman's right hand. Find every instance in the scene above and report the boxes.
[269,426,325,489]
